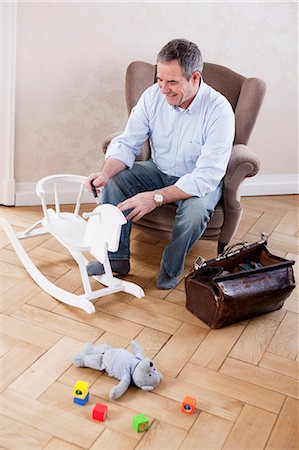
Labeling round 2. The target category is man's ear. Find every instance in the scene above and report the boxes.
[192,71,201,84]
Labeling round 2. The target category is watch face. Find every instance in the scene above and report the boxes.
[154,192,163,206]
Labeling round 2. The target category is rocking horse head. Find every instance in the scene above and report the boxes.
[84,204,127,263]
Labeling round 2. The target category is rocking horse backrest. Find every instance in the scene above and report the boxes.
[84,204,127,263]
[36,174,87,220]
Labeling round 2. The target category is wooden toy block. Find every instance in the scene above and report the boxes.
[73,380,89,399]
[92,403,108,422]
[73,380,89,405]
[74,392,89,406]
[182,395,196,414]
[132,414,149,432]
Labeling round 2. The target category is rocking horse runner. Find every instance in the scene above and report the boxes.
[1,174,144,314]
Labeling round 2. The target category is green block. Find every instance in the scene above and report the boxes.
[132,414,149,432]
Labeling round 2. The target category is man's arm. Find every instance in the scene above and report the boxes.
[104,91,151,169]
[118,185,190,222]
[175,105,235,197]
[87,88,153,191]
[118,101,234,222]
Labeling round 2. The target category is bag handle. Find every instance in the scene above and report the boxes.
[219,242,248,258]
[193,245,248,270]
[193,232,269,270]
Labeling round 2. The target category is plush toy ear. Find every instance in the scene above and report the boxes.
[141,386,154,392]
[130,340,144,358]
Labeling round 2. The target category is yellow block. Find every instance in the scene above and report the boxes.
[73,380,89,399]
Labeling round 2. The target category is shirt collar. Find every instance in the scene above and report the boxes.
[186,77,206,113]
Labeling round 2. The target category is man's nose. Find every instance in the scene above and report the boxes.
[160,82,170,94]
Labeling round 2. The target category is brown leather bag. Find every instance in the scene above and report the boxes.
[185,234,295,329]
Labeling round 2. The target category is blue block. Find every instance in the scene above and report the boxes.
[73,392,89,406]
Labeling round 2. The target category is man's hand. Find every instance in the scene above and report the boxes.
[86,172,109,192]
[86,159,127,192]
[118,192,157,222]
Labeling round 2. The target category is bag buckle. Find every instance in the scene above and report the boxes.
[194,256,206,270]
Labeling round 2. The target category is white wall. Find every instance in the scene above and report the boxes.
[14,1,298,198]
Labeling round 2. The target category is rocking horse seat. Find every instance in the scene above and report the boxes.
[43,209,89,251]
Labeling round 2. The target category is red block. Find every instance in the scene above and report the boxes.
[92,403,108,422]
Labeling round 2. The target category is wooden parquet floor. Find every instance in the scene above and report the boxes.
[0,195,298,450]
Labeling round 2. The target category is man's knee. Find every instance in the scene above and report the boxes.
[102,172,130,204]
[109,169,130,187]
[177,197,213,227]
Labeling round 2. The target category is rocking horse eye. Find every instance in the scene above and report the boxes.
[149,374,152,376]
[150,362,153,367]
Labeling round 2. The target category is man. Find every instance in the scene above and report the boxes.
[86,39,235,289]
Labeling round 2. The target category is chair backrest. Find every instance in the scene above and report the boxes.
[125,61,266,159]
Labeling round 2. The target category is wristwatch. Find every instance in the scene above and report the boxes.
[153,191,164,207]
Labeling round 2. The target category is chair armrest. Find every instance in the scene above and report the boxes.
[223,144,260,210]
[102,132,123,154]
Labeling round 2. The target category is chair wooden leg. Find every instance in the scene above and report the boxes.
[217,242,227,255]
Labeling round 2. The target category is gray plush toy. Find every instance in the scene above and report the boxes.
[72,340,162,400]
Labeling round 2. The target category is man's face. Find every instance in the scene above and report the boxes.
[156,60,200,109]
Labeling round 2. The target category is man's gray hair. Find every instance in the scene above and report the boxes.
[157,39,203,80]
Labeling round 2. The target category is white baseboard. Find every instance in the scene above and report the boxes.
[241,174,298,196]
[15,182,97,206]
[14,174,298,206]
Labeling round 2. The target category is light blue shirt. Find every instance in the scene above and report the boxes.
[106,79,235,197]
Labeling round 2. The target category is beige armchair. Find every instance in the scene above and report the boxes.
[103,61,266,254]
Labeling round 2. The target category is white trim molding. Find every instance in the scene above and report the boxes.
[15,181,99,206]
[15,174,298,206]
[241,174,299,196]
[0,2,17,205]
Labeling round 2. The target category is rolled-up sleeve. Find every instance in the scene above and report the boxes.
[105,93,150,168]
[175,104,235,197]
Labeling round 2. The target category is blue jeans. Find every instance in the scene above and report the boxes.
[102,160,222,278]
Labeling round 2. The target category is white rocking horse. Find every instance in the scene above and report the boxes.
[1,174,144,314]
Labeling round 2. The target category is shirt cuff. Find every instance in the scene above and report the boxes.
[105,143,136,169]
[175,173,211,197]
